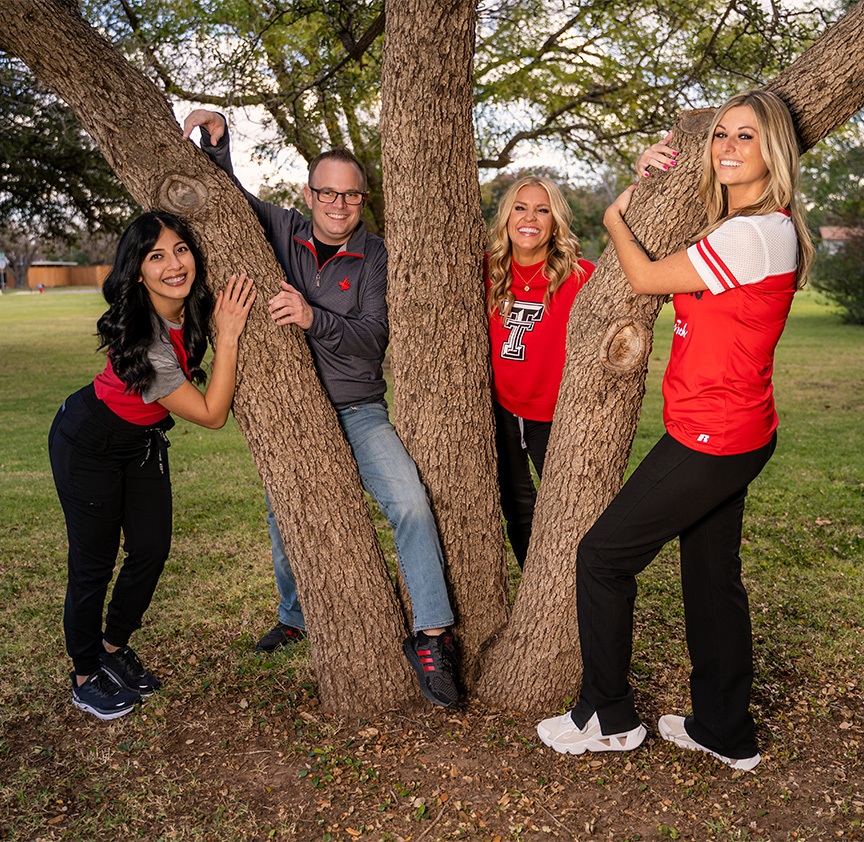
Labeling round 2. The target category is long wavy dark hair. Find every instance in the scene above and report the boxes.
[97,211,213,392]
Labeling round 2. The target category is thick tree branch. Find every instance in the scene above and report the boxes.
[0,0,420,716]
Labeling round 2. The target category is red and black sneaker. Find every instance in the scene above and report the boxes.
[255,622,306,653]
[403,629,460,708]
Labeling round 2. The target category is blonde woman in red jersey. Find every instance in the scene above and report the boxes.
[537,90,814,769]
[486,177,594,568]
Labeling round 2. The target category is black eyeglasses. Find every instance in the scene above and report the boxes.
[308,187,368,206]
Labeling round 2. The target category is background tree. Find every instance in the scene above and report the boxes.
[79,0,837,233]
[0,57,137,285]
[802,122,864,324]
[472,0,828,168]
[89,0,388,229]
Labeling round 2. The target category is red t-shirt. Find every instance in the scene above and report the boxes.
[94,325,190,425]
[664,211,798,455]
[488,258,593,422]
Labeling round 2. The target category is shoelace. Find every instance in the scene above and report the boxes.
[113,647,144,676]
[418,634,454,673]
[90,671,122,697]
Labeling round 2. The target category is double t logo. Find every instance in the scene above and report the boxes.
[500,301,545,361]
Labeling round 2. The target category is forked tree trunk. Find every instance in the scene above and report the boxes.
[380,0,510,684]
[477,0,864,711]
[4,0,864,715]
[0,0,420,714]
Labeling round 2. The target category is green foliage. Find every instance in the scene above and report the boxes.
[87,0,386,227]
[0,57,136,240]
[473,0,834,170]
[81,0,841,233]
[803,128,864,224]
[811,236,864,325]
[0,57,138,284]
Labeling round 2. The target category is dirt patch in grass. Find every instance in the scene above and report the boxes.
[2,661,861,842]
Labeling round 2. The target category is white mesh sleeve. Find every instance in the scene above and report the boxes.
[686,214,797,295]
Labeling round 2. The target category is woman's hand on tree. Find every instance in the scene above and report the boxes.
[635,132,677,178]
[214,273,256,342]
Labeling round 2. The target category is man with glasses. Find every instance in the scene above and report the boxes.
[183,110,460,708]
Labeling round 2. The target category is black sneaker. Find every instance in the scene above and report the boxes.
[255,622,306,653]
[100,645,161,696]
[71,668,140,721]
[403,630,460,708]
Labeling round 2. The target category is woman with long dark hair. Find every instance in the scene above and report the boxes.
[49,211,255,720]
[537,90,813,769]
[486,176,593,567]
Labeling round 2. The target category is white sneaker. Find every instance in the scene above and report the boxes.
[658,715,761,771]
[537,711,647,755]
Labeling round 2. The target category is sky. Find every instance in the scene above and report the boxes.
[174,101,594,195]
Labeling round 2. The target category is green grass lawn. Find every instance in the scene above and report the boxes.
[0,286,861,841]
[0,288,275,696]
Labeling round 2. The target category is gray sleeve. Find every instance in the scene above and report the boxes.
[199,119,302,245]
[141,334,188,404]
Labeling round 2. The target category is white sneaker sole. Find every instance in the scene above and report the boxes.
[658,715,760,770]
[73,697,137,721]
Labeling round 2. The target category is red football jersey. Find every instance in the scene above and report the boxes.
[664,211,797,455]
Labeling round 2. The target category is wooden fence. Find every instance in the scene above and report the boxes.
[23,264,111,289]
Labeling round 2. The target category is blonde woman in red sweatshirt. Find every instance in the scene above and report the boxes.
[486,177,594,567]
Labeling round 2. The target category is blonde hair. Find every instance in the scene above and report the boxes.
[486,176,586,316]
[697,89,813,288]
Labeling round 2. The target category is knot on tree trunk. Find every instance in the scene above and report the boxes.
[156,175,209,215]
[599,318,651,374]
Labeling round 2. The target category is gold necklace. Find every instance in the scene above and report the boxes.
[513,261,546,292]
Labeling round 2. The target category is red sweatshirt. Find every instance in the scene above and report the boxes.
[488,258,593,422]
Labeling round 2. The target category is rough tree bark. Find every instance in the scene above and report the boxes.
[5,0,864,716]
[477,0,864,711]
[380,0,510,684]
[0,0,421,714]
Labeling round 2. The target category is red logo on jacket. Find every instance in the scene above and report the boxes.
[339,278,351,291]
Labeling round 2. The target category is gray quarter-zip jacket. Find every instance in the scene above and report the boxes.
[200,126,388,410]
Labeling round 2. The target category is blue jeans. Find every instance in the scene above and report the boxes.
[266,402,454,633]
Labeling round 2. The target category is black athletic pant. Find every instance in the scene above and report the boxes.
[571,432,776,760]
[493,400,552,567]
[48,384,174,676]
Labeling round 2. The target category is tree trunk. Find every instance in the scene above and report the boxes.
[5,0,864,716]
[478,0,864,712]
[476,111,711,708]
[380,0,510,684]
[0,0,419,714]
